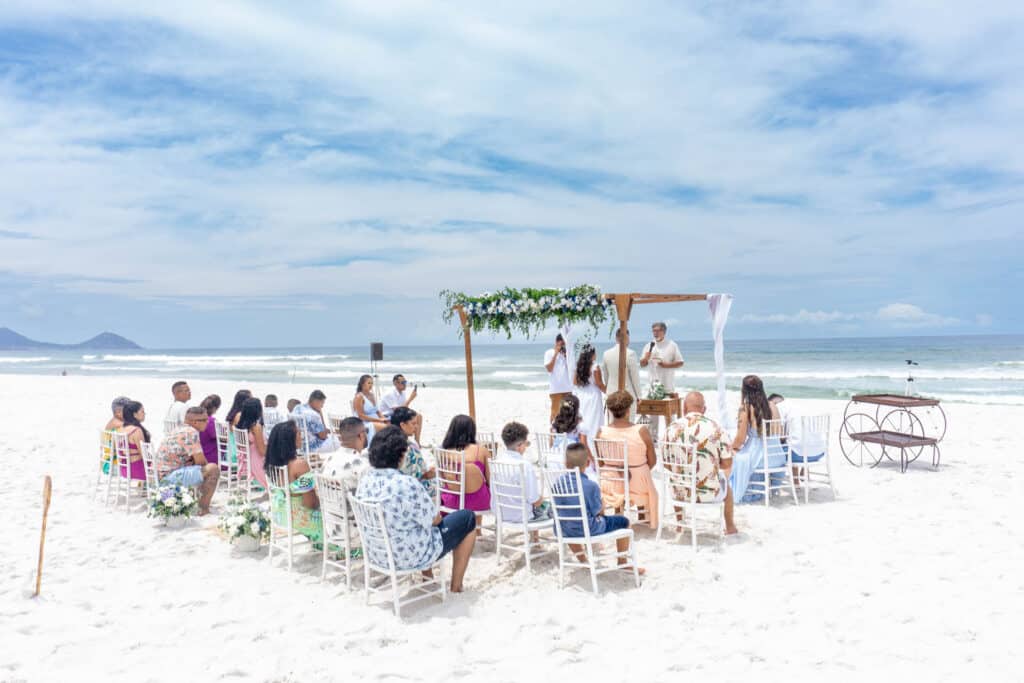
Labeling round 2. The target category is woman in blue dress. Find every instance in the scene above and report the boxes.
[352,374,389,445]
[729,375,785,503]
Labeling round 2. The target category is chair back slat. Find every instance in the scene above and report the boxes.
[489,460,532,523]
[659,440,697,502]
[316,473,351,529]
[141,442,160,492]
[348,496,397,573]
[434,448,467,512]
[592,437,629,512]
[533,431,567,469]
[476,432,499,459]
[542,468,591,542]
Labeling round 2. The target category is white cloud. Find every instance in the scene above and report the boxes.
[741,303,960,328]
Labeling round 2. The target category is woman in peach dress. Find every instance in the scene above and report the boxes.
[597,390,658,529]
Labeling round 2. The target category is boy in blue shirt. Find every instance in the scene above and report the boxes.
[556,443,642,573]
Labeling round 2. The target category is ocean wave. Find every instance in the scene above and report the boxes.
[996,360,1024,366]
[98,353,351,363]
[0,356,51,363]
[680,369,1024,381]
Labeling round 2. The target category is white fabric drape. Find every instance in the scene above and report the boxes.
[708,294,734,431]
[559,323,575,383]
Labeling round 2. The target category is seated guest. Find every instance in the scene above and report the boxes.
[321,417,370,494]
[439,414,492,518]
[729,375,784,503]
[352,375,389,443]
[104,396,130,431]
[117,400,149,481]
[379,374,422,442]
[236,398,267,489]
[156,407,219,515]
[287,398,300,413]
[264,421,324,545]
[198,394,221,466]
[262,394,288,433]
[165,380,192,425]
[551,394,596,476]
[292,390,340,453]
[596,391,659,529]
[554,443,642,573]
[493,421,550,523]
[224,389,252,464]
[356,426,477,592]
[390,407,436,496]
[665,391,738,534]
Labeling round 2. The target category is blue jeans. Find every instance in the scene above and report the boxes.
[161,465,204,487]
[439,509,476,557]
[602,514,630,533]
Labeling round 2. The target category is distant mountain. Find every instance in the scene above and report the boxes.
[0,327,142,350]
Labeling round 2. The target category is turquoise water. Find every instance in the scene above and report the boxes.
[1,335,1021,406]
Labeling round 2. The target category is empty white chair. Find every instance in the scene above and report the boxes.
[476,431,500,459]
[316,473,361,589]
[656,441,724,549]
[592,438,630,517]
[746,419,799,506]
[348,495,447,617]
[543,468,641,595]
[163,419,179,436]
[533,431,567,469]
[490,460,554,570]
[232,427,255,502]
[140,442,161,494]
[266,465,316,571]
[792,414,835,503]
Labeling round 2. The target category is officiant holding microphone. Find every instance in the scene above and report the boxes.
[641,322,684,439]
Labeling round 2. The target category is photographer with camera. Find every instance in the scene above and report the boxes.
[379,373,422,443]
[544,333,574,423]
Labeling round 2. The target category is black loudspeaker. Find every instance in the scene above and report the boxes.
[370,342,384,361]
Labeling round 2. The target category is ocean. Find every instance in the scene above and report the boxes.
[1,335,1021,406]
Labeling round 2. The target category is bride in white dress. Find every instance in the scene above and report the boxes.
[572,344,607,441]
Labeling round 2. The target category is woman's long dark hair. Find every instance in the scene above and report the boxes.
[442,414,477,450]
[237,397,264,431]
[741,375,773,432]
[225,389,252,426]
[575,345,596,386]
[264,421,298,474]
[200,394,221,417]
[356,374,373,394]
[122,401,150,443]
[552,394,582,433]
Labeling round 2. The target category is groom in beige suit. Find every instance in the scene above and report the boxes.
[601,328,642,419]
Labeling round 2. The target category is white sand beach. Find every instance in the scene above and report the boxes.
[2,373,1022,682]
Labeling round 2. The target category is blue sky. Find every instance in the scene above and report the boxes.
[0,2,1021,348]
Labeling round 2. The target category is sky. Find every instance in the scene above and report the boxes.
[0,1,1021,348]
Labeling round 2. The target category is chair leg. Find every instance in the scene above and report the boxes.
[392,575,402,617]
[586,544,599,595]
[631,536,641,588]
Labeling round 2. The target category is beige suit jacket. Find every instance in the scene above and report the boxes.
[601,346,642,399]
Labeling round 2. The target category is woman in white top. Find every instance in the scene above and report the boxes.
[352,374,389,444]
[572,344,606,441]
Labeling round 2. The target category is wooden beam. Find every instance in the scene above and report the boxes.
[455,305,476,421]
[612,294,632,389]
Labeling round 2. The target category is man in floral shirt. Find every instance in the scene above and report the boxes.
[665,392,738,535]
[156,407,220,515]
[356,426,477,592]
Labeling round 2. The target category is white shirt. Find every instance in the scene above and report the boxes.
[165,401,189,425]
[379,388,408,419]
[493,449,541,524]
[544,348,574,394]
[321,446,369,493]
[646,339,683,392]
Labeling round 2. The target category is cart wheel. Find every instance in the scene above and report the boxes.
[879,409,924,464]
[840,413,884,467]
[919,405,947,442]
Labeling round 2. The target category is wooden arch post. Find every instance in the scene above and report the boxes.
[455,305,476,420]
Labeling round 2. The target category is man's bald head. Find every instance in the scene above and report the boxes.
[683,391,706,415]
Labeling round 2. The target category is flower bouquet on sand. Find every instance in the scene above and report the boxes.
[645,381,667,400]
[219,497,270,551]
[149,485,198,527]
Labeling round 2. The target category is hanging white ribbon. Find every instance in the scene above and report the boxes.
[559,322,576,379]
[708,293,734,431]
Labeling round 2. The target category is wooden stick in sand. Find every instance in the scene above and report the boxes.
[34,475,52,597]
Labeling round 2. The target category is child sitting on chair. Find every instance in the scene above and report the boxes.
[556,443,644,573]
[494,421,551,523]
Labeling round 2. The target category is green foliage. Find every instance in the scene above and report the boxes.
[440,285,616,339]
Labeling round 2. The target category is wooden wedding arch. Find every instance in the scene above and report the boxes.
[453,292,708,420]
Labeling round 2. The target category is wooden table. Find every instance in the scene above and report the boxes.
[636,396,683,422]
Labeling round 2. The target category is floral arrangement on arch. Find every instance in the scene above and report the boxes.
[440,285,615,339]
[218,497,271,543]
[148,485,198,520]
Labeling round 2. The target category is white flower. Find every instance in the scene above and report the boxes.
[180,492,194,506]
[248,522,261,536]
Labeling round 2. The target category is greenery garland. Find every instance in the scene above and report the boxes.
[441,285,616,339]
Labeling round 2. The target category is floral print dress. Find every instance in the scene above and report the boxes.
[270,472,323,544]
